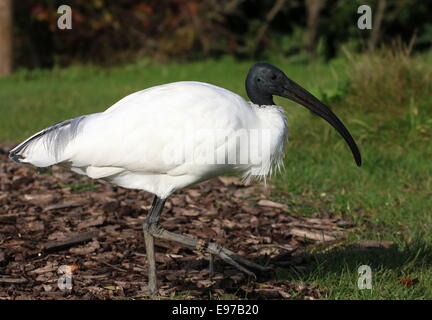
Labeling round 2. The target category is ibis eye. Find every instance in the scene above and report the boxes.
[271,74,277,80]
[257,78,261,82]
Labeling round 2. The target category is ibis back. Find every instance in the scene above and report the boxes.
[10,81,287,198]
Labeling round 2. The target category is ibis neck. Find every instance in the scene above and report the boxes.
[248,92,274,106]
[245,77,275,106]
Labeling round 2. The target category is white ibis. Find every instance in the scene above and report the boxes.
[9,62,361,294]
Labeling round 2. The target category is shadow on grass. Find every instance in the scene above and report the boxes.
[314,238,431,272]
[272,234,432,298]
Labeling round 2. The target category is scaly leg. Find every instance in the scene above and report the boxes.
[209,253,215,274]
[142,196,166,295]
[143,195,272,293]
[148,225,271,277]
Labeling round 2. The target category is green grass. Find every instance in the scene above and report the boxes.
[0,56,346,141]
[1,51,431,299]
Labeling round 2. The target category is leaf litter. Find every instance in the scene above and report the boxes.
[0,143,354,300]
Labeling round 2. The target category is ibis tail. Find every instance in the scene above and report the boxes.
[9,116,87,167]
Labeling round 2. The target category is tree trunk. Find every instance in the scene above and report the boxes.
[254,0,287,56]
[0,0,12,76]
[305,0,326,54]
[369,0,387,51]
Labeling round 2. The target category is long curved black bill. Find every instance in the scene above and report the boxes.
[282,79,362,166]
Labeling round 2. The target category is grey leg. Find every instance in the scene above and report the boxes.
[143,196,272,294]
[143,232,156,293]
[209,253,214,274]
[142,196,166,295]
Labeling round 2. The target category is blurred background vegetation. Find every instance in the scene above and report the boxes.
[0,0,430,69]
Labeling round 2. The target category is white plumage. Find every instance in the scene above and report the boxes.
[11,81,288,199]
[10,62,361,294]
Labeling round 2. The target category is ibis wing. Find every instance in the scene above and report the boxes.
[11,82,257,179]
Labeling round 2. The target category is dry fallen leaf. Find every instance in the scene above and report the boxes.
[58,264,79,275]
[23,193,56,206]
[398,278,419,288]
[258,199,288,210]
[29,261,59,274]
[358,240,395,249]
[69,240,100,255]
[290,227,336,242]
[218,176,243,186]
[44,198,87,212]
[77,216,105,229]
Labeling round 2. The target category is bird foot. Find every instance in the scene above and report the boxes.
[147,226,272,278]
[205,242,272,279]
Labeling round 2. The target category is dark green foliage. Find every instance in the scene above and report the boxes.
[12,0,432,68]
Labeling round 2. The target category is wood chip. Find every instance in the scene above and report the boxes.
[23,193,55,206]
[43,199,87,212]
[290,227,336,242]
[69,240,100,255]
[43,231,99,252]
[218,176,243,186]
[0,214,18,224]
[258,199,288,210]
[29,262,58,274]
[77,216,105,229]
[0,277,28,284]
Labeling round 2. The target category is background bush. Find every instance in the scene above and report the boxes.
[12,0,432,68]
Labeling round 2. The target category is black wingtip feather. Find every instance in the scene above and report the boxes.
[9,149,24,163]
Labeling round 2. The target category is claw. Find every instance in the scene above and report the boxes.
[218,247,270,273]
[218,250,256,278]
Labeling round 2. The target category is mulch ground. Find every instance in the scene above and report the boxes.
[0,142,354,300]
